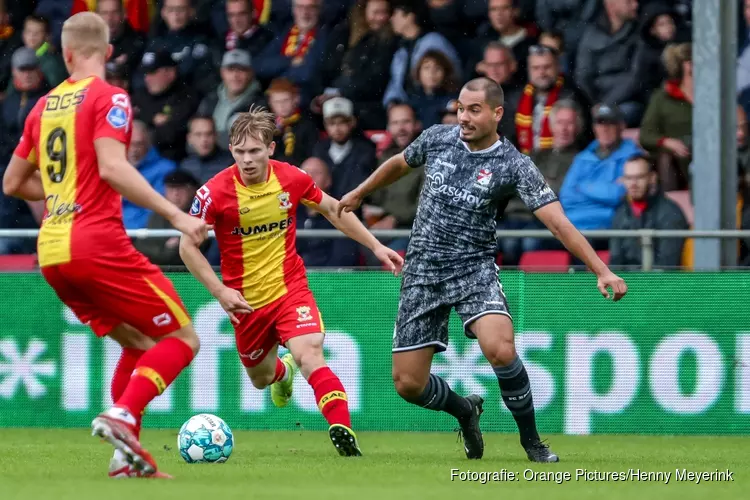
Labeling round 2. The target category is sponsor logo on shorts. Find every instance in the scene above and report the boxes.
[152,313,172,327]
[249,349,264,360]
[278,192,292,210]
[296,306,313,322]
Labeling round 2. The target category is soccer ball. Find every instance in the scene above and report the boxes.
[178,414,234,463]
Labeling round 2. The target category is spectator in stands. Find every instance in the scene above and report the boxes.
[22,15,67,87]
[537,30,569,74]
[181,116,235,183]
[0,1,22,95]
[575,0,642,126]
[408,50,460,128]
[197,50,265,151]
[0,47,50,256]
[254,0,329,105]
[296,157,360,267]
[0,49,51,162]
[639,42,693,192]
[439,99,459,125]
[123,121,177,229]
[96,0,146,76]
[382,0,461,106]
[105,61,130,92]
[135,170,210,266]
[312,0,398,130]
[497,100,583,263]
[365,103,423,258]
[534,0,600,68]
[737,0,750,109]
[224,0,274,56]
[474,41,521,92]
[266,78,319,166]
[132,49,201,162]
[140,0,219,96]
[609,155,688,268]
[634,2,677,104]
[473,0,537,78]
[312,97,377,199]
[738,105,750,176]
[559,103,641,237]
[503,44,590,151]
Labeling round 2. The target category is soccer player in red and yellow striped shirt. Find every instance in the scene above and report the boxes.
[180,107,403,457]
[2,12,209,478]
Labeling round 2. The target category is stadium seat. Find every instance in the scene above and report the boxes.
[665,190,694,225]
[597,250,610,265]
[0,254,37,271]
[518,250,570,272]
[495,253,503,266]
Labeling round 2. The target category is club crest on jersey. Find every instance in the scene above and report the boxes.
[190,197,201,216]
[106,106,128,129]
[475,169,492,188]
[296,306,313,322]
[278,192,292,210]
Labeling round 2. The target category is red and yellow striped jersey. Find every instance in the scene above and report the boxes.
[192,161,323,309]
[14,77,135,267]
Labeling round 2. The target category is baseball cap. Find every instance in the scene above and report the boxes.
[221,49,252,69]
[592,103,624,124]
[12,47,39,70]
[141,50,178,74]
[322,97,354,119]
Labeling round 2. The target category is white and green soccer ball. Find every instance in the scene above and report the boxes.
[178,414,234,463]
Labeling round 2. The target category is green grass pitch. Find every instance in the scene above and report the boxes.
[2,430,747,500]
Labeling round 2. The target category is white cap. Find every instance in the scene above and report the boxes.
[322,97,354,119]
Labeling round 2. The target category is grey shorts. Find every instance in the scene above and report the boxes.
[392,265,511,353]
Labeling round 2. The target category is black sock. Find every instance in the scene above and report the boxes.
[494,356,540,447]
[403,373,472,419]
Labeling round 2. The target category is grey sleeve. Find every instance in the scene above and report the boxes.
[402,128,433,168]
[514,155,559,211]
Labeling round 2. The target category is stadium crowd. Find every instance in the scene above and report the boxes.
[2,0,749,269]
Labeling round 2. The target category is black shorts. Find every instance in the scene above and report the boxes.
[392,265,511,353]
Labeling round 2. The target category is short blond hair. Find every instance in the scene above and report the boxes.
[61,12,109,58]
[229,104,277,147]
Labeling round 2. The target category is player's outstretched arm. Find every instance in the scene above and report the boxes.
[316,192,404,275]
[336,152,411,217]
[178,236,253,323]
[534,201,628,301]
[94,137,208,244]
[2,155,45,201]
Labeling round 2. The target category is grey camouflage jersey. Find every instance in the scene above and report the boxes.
[402,124,558,284]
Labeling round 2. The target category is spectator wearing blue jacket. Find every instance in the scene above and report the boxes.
[254,0,329,106]
[559,104,642,233]
[123,121,177,229]
[383,1,462,107]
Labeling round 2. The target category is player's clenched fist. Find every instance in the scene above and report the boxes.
[171,212,211,244]
[596,270,628,302]
[215,286,254,324]
[336,189,364,218]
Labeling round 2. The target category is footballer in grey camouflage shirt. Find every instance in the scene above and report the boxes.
[338,78,627,463]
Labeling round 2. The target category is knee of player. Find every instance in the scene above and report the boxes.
[173,326,201,357]
[293,346,325,374]
[392,371,426,400]
[485,340,516,367]
[249,373,273,389]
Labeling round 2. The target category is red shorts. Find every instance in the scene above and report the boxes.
[235,287,324,367]
[41,254,191,337]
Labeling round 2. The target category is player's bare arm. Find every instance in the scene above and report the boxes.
[534,201,628,301]
[94,137,210,244]
[316,192,404,275]
[178,236,253,324]
[337,152,411,217]
[3,155,45,201]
